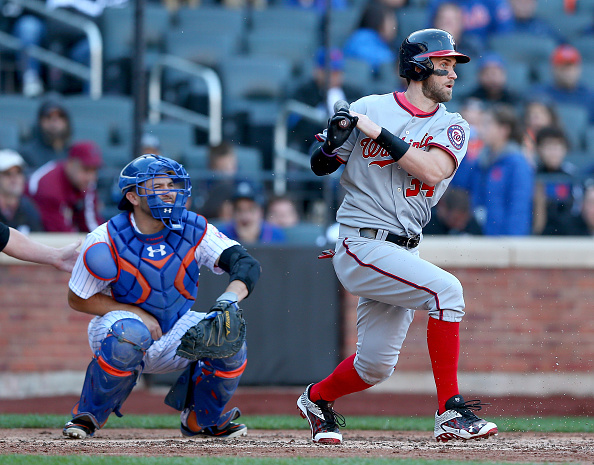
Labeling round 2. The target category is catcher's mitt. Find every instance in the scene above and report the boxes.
[176,301,246,360]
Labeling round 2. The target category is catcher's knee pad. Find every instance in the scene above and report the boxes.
[100,318,152,371]
[190,342,247,428]
[73,356,141,428]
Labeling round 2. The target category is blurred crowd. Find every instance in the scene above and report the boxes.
[1,0,594,242]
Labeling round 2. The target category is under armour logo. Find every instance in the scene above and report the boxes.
[163,208,172,213]
[147,245,166,257]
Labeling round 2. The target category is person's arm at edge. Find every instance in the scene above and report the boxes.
[2,226,81,272]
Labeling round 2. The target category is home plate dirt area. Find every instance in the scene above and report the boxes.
[1,389,594,462]
[1,428,594,462]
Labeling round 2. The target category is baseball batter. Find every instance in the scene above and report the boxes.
[63,154,260,440]
[297,29,498,444]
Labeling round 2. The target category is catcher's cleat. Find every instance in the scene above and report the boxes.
[297,383,345,444]
[434,395,498,442]
[62,419,96,439]
[180,408,247,439]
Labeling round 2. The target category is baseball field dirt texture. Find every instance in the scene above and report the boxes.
[1,388,593,462]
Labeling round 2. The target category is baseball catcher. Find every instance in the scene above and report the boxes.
[63,154,261,441]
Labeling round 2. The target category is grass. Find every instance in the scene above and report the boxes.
[1,413,593,433]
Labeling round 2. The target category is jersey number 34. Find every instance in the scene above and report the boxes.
[406,178,435,198]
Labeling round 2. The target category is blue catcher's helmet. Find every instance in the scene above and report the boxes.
[117,154,191,230]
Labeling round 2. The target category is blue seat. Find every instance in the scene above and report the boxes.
[0,120,21,150]
[282,222,325,245]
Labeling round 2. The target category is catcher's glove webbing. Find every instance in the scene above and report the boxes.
[176,300,246,360]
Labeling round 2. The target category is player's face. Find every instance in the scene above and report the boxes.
[138,175,177,205]
[422,57,457,103]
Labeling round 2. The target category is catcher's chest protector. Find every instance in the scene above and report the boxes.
[107,211,207,333]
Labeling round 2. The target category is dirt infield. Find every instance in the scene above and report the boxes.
[1,428,594,462]
[2,389,594,463]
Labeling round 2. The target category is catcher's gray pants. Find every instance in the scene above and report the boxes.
[88,310,207,374]
[333,226,466,385]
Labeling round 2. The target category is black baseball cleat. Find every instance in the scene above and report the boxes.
[434,395,498,442]
[297,383,345,444]
[180,408,247,439]
[63,418,96,439]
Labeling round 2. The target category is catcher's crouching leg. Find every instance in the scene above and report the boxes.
[64,319,152,439]
[181,342,247,437]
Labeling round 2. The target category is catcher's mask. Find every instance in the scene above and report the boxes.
[118,154,191,230]
[399,28,470,82]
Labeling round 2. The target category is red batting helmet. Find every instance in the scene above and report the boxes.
[399,28,470,81]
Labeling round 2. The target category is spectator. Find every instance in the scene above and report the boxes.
[289,48,364,153]
[531,44,594,123]
[343,0,398,74]
[28,140,104,232]
[464,52,522,107]
[430,2,484,60]
[19,98,72,172]
[424,187,483,235]
[471,104,535,235]
[0,149,43,234]
[521,97,561,165]
[427,0,513,47]
[451,97,485,191]
[564,181,594,236]
[506,0,565,43]
[266,195,301,228]
[197,141,240,222]
[532,126,581,235]
[217,181,286,244]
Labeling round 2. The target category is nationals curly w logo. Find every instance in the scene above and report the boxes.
[447,124,465,150]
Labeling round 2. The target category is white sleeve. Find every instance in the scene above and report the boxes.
[195,223,240,274]
[68,224,112,299]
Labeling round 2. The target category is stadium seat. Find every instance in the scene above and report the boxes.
[397,7,430,38]
[173,6,246,37]
[251,7,321,36]
[100,4,171,63]
[218,55,292,117]
[247,30,317,74]
[555,103,588,152]
[165,30,242,68]
[328,7,363,48]
[282,222,325,245]
[141,121,196,160]
[236,145,263,174]
[343,58,374,91]
[0,96,40,132]
[71,121,113,148]
[0,120,21,150]
[489,34,557,70]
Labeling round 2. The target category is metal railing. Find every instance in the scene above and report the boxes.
[0,0,103,99]
[148,54,222,147]
[272,99,326,194]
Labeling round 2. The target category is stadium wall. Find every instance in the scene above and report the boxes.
[0,234,593,398]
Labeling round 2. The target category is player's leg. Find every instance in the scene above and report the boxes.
[64,312,152,439]
[145,310,247,439]
[180,342,248,439]
[333,237,497,441]
[298,297,414,444]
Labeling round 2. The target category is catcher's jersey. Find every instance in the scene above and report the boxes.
[69,214,239,310]
[330,92,469,236]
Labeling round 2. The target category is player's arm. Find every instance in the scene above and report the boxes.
[310,139,343,176]
[351,111,456,185]
[215,245,261,303]
[1,225,81,272]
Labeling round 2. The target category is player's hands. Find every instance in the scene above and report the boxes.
[132,308,163,341]
[350,111,381,140]
[54,239,81,272]
[325,111,359,152]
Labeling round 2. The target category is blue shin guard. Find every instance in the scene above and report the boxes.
[187,342,247,430]
[71,319,152,431]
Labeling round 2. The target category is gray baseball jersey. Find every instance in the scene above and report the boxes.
[319,91,469,385]
[332,92,469,237]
